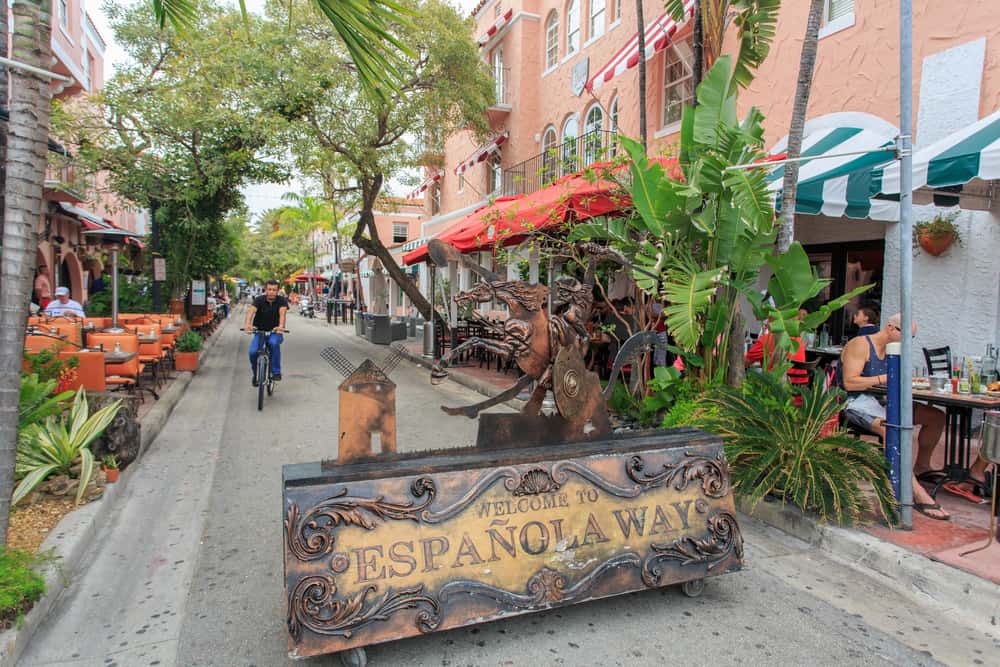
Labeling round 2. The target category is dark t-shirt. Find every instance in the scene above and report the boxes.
[252,295,288,331]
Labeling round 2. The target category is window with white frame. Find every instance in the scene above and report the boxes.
[613,0,621,22]
[459,171,465,193]
[561,116,579,175]
[662,40,694,128]
[392,223,408,244]
[545,12,559,70]
[824,0,853,24]
[583,105,604,164]
[489,152,503,195]
[59,0,69,29]
[566,0,580,56]
[590,0,606,40]
[542,126,558,182]
[431,184,441,215]
[609,97,619,132]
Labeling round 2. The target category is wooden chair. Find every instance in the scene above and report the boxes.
[923,346,952,376]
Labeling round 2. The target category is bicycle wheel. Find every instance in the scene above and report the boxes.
[257,354,268,411]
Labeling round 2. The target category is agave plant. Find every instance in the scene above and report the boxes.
[699,372,898,526]
[19,374,75,433]
[13,392,122,506]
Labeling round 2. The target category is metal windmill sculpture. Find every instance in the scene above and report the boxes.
[320,345,406,466]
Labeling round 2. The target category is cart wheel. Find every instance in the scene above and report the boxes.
[681,578,705,598]
[339,647,367,667]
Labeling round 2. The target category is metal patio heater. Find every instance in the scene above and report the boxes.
[82,227,143,333]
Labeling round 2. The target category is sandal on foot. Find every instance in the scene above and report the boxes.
[914,503,951,521]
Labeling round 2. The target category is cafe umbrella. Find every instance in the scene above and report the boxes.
[82,227,144,333]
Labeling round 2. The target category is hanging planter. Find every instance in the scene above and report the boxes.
[914,213,961,256]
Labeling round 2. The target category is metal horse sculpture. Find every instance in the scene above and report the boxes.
[427,240,613,442]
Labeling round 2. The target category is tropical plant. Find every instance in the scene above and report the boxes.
[776,0,825,252]
[13,391,122,506]
[0,547,46,630]
[101,454,119,471]
[19,374,75,435]
[23,350,78,386]
[913,212,962,245]
[86,278,153,317]
[700,371,898,525]
[175,331,203,353]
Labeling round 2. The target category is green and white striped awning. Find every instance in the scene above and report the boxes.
[873,107,1000,194]
[768,114,900,221]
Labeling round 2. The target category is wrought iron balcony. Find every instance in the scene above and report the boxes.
[493,130,618,197]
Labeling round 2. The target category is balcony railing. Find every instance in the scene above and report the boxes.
[494,130,618,197]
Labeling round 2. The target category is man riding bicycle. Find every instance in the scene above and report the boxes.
[244,279,288,386]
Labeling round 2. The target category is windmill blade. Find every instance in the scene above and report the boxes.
[379,344,406,376]
[321,346,357,378]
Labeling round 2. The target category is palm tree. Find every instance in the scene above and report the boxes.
[776,0,825,252]
[155,0,414,101]
[273,193,340,299]
[1,0,54,544]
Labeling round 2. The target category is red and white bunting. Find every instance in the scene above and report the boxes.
[585,1,694,94]
[407,171,443,200]
[454,132,509,175]
[478,8,514,47]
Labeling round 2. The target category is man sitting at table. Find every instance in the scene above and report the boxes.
[43,287,85,318]
[841,313,948,520]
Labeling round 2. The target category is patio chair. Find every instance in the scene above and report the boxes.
[59,349,106,392]
[129,324,166,388]
[923,346,952,376]
[87,332,146,400]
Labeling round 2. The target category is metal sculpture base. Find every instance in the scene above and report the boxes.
[283,428,742,659]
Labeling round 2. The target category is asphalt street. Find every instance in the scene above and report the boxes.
[19,312,999,666]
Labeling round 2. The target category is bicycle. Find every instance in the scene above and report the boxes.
[243,328,288,411]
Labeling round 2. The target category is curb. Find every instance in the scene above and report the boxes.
[739,497,1000,638]
[0,319,231,667]
[395,339,526,411]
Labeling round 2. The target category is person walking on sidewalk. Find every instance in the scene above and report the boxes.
[244,279,288,386]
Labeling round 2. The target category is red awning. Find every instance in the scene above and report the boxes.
[407,171,443,200]
[287,273,329,283]
[454,132,508,175]
[478,8,513,47]
[586,1,694,94]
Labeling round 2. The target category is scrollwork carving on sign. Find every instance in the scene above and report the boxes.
[437,552,641,611]
[285,477,437,561]
[641,511,743,587]
[627,452,730,498]
[287,575,440,641]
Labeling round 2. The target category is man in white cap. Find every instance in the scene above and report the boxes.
[43,286,86,318]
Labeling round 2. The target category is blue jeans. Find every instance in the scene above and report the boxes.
[249,332,283,377]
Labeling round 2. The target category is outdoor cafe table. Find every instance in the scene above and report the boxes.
[806,345,843,363]
[103,351,137,365]
[871,385,1000,498]
[137,335,161,344]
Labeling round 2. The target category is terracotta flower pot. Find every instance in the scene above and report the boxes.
[103,467,120,483]
[918,231,955,256]
[174,351,200,372]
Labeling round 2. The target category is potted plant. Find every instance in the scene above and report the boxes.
[174,330,203,372]
[102,454,120,483]
[914,213,961,256]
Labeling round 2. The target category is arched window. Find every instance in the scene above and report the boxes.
[561,115,579,174]
[545,12,559,70]
[566,0,580,56]
[541,126,558,183]
[583,105,604,164]
[590,0,606,40]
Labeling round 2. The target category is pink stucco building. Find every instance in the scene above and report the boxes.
[406,0,999,360]
[36,0,149,307]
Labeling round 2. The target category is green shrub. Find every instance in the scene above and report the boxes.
[175,330,203,353]
[23,350,78,386]
[86,279,152,316]
[19,374,75,437]
[700,372,897,526]
[14,391,122,506]
[0,548,46,630]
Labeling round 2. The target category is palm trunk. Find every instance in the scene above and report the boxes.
[1,0,53,544]
[691,1,703,102]
[635,1,647,149]
[777,0,825,253]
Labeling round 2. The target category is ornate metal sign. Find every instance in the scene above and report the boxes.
[283,430,742,659]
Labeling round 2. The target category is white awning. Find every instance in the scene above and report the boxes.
[478,8,513,47]
[407,171,443,200]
